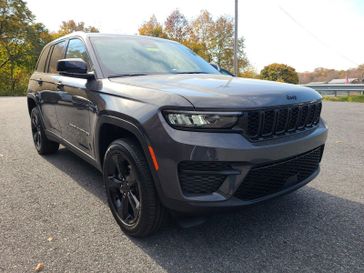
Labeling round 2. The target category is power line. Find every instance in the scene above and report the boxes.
[278,5,359,67]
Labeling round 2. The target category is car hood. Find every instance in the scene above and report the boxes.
[109,74,321,109]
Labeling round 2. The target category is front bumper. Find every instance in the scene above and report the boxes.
[146,114,328,213]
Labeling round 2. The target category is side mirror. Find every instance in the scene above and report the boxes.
[57,58,94,79]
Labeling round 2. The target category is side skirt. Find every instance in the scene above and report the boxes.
[45,130,102,172]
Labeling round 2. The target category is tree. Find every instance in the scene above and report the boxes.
[208,15,248,74]
[0,0,51,95]
[189,10,214,62]
[164,9,190,43]
[260,63,299,84]
[139,10,249,74]
[188,11,249,73]
[52,20,99,38]
[138,15,167,38]
[240,66,259,79]
[298,64,364,84]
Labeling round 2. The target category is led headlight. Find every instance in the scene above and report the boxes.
[163,111,240,129]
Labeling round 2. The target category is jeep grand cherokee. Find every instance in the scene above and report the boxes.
[27,33,328,237]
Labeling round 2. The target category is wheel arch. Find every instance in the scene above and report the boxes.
[27,94,37,116]
[95,115,163,194]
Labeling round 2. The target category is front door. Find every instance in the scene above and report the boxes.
[54,38,95,156]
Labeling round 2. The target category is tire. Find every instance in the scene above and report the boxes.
[103,139,166,237]
[30,107,59,155]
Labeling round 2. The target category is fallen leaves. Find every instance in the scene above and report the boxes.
[34,262,44,272]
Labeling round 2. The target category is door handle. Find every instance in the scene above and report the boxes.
[72,95,89,108]
[72,95,97,112]
[35,78,43,85]
[56,81,64,90]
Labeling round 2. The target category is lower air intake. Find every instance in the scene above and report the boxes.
[234,146,323,200]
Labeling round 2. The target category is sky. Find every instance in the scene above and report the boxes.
[26,0,364,72]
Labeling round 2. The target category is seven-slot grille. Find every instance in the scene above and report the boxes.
[242,101,322,141]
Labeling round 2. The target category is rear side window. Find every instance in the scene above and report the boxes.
[48,40,66,73]
[66,39,91,69]
[36,46,50,72]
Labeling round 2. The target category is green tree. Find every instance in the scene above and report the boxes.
[138,15,167,38]
[260,63,299,84]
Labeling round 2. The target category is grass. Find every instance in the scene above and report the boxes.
[323,95,364,103]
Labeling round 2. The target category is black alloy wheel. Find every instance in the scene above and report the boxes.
[103,139,165,237]
[106,153,141,226]
[31,110,42,151]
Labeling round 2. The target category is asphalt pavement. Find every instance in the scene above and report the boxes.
[0,97,363,273]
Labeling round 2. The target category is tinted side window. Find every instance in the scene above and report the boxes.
[36,46,50,72]
[48,41,66,73]
[66,39,91,69]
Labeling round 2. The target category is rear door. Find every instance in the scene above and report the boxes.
[54,38,95,155]
[28,45,50,100]
[32,42,65,135]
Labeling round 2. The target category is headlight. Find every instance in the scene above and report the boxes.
[163,111,240,129]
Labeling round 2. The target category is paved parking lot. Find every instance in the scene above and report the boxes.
[0,97,363,273]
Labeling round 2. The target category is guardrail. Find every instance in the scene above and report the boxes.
[305,84,364,96]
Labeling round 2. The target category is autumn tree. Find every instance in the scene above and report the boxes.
[260,63,299,84]
[210,16,248,73]
[188,10,214,61]
[52,20,99,39]
[298,65,364,84]
[240,66,259,79]
[164,9,190,43]
[138,15,166,38]
[0,1,100,95]
[0,0,51,95]
[162,10,249,74]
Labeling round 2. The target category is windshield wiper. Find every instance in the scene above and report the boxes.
[172,71,208,74]
[108,73,149,78]
[108,72,208,78]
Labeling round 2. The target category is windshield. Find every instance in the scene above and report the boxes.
[90,36,220,77]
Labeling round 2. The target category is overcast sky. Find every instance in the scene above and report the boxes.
[26,0,364,72]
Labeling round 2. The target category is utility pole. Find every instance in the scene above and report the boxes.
[233,0,238,76]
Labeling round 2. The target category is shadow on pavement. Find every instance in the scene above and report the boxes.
[44,147,364,272]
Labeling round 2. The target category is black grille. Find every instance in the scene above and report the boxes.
[234,146,323,201]
[178,162,230,194]
[242,101,322,141]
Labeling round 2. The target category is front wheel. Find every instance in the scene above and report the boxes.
[103,139,165,237]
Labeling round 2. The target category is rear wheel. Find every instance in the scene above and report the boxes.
[30,107,59,155]
[103,139,165,237]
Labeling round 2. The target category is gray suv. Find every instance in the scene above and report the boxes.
[27,32,328,237]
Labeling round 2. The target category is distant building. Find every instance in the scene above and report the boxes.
[328,78,360,84]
